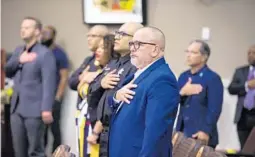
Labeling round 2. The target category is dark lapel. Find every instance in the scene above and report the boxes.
[243,65,249,80]
[31,43,41,55]
[134,57,166,85]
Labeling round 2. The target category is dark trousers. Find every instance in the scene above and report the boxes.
[45,100,62,153]
[237,108,255,149]
[11,113,46,157]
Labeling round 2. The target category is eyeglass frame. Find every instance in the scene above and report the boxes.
[129,40,158,51]
[87,34,104,38]
[114,31,133,39]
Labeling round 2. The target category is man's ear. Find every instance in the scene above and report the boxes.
[35,29,41,37]
[151,46,160,58]
[202,54,208,63]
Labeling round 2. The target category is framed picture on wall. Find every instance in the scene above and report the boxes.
[83,0,147,24]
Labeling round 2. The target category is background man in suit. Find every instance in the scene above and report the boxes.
[69,25,109,104]
[109,27,179,157]
[5,17,57,157]
[228,44,255,149]
[40,25,69,152]
[175,40,223,148]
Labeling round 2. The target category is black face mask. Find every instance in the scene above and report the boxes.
[41,38,54,48]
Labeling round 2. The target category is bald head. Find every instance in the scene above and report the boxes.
[130,26,165,69]
[89,25,109,36]
[135,27,165,52]
[114,22,143,55]
[119,22,144,36]
[87,25,109,51]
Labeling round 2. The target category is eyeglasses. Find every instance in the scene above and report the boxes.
[114,31,133,39]
[87,34,103,38]
[185,50,200,54]
[129,41,157,51]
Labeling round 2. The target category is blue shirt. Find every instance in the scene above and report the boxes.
[52,45,69,87]
[176,65,223,146]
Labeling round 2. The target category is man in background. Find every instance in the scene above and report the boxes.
[41,25,69,152]
[228,45,255,149]
[5,16,56,157]
[176,40,223,148]
[68,25,109,104]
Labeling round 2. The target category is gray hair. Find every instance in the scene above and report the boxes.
[190,39,211,57]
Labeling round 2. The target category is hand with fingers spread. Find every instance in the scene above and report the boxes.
[180,77,203,96]
[19,51,37,64]
[115,79,137,104]
[101,69,120,89]
[79,65,100,84]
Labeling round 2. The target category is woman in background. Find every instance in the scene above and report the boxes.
[75,34,115,157]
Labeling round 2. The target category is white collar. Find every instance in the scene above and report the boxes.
[134,57,162,80]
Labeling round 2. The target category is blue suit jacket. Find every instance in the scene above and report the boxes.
[175,65,223,147]
[5,43,57,117]
[109,58,179,157]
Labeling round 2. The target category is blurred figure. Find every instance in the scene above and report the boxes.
[68,25,109,157]
[76,34,115,157]
[87,22,143,157]
[40,25,69,152]
[69,25,109,104]
[5,17,56,157]
[228,45,255,149]
[108,26,179,157]
[176,40,223,148]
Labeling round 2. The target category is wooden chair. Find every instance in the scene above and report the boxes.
[207,151,227,157]
[172,131,185,148]
[52,144,73,157]
[242,127,255,154]
[189,139,207,157]
[173,137,197,157]
[196,146,214,157]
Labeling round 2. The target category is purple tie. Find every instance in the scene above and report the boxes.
[244,68,255,110]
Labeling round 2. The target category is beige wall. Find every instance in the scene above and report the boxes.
[2,0,255,78]
[2,0,255,152]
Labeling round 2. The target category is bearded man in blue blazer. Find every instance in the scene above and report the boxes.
[108,27,179,157]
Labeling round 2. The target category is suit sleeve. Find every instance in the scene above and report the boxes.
[41,51,57,111]
[5,48,22,78]
[68,57,91,90]
[200,75,223,135]
[139,77,179,156]
[174,74,187,132]
[228,69,246,96]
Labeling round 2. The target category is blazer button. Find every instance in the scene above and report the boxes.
[185,104,190,108]
[184,116,189,121]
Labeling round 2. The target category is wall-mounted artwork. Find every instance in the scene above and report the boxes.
[83,0,146,24]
